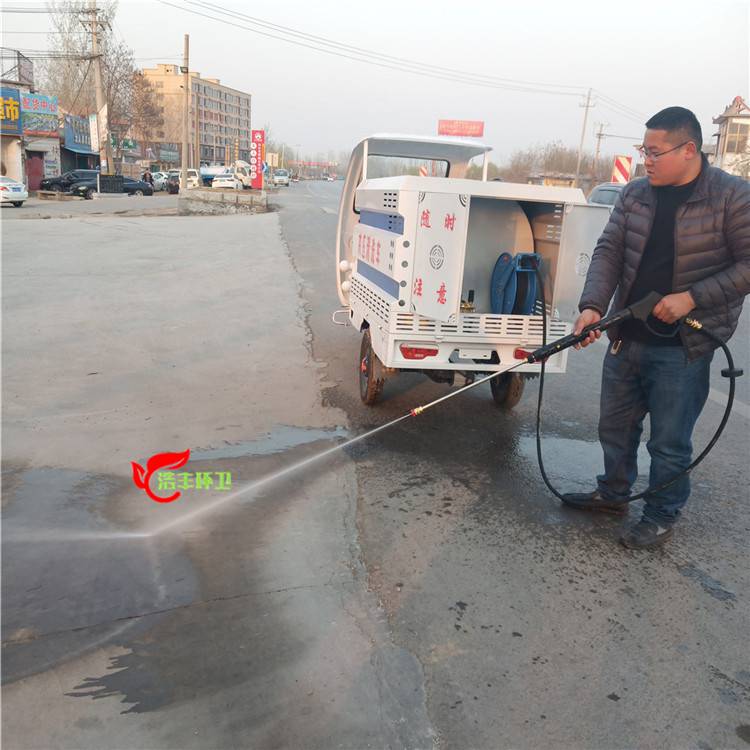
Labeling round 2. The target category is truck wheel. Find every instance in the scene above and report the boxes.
[359,329,384,405]
[490,372,524,409]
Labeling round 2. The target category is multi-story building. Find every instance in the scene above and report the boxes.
[142,63,252,166]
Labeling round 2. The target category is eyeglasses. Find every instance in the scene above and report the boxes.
[636,141,690,161]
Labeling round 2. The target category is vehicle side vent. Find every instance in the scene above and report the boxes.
[382,191,398,209]
[351,275,390,326]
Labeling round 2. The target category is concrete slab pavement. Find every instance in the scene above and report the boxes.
[2,212,435,748]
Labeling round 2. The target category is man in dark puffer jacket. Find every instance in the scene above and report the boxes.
[561,106,750,549]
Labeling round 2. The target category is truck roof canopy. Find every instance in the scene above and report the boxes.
[360,134,492,162]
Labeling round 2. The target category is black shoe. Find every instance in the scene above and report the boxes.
[619,518,674,549]
[560,489,629,515]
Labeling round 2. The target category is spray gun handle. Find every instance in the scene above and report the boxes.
[525,292,664,364]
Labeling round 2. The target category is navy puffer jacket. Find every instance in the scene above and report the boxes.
[579,161,750,359]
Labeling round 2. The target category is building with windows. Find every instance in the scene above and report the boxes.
[712,95,749,179]
[142,63,252,167]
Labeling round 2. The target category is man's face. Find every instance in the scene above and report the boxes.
[641,129,698,186]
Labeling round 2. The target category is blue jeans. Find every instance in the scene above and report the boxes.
[596,340,713,525]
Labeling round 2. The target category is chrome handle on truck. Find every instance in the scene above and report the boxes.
[331,308,350,326]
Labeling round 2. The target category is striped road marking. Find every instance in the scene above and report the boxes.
[708,387,750,419]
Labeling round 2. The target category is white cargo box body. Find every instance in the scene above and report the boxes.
[336,135,610,375]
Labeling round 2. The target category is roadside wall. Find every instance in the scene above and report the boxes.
[178,188,267,215]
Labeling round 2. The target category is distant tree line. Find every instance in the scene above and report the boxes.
[468,141,620,185]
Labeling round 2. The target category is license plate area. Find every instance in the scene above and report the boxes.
[459,347,492,360]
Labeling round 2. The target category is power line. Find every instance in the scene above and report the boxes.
[597,101,646,126]
[188,0,587,93]
[156,0,588,98]
[592,91,647,121]
[68,56,93,114]
[161,0,647,127]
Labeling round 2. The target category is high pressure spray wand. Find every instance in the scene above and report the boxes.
[401,290,742,504]
[409,291,664,418]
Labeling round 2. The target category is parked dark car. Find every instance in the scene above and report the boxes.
[166,172,180,194]
[39,169,99,193]
[71,176,154,200]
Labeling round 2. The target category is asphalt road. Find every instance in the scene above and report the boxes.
[272,180,750,749]
[2,183,749,749]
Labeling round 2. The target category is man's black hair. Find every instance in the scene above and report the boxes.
[645,106,703,151]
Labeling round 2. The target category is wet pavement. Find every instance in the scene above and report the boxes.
[273,180,750,749]
[2,208,433,748]
[2,184,749,749]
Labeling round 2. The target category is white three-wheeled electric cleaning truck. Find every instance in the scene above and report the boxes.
[334,134,611,406]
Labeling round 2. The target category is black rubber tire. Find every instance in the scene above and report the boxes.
[134,189,144,196]
[490,372,525,409]
[359,329,384,406]
[51,184,62,192]
[85,188,94,200]
[12,202,23,207]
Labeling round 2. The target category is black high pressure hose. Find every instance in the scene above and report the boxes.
[534,269,742,504]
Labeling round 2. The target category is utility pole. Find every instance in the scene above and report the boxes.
[181,34,189,191]
[573,88,593,188]
[194,94,200,168]
[281,143,285,169]
[593,122,606,181]
[88,0,113,174]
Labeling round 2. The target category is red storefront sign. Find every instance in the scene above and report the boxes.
[250,129,265,189]
[437,120,485,137]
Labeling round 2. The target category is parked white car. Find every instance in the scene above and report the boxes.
[0,176,28,207]
[211,171,242,190]
[151,171,168,191]
[167,169,200,189]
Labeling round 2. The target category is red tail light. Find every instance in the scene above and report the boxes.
[400,344,439,360]
[513,348,533,360]
[0,187,7,192]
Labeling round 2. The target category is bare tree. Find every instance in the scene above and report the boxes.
[129,71,163,147]
[40,0,136,130]
[490,141,617,185]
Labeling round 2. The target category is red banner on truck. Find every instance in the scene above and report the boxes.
[437,120,484,137]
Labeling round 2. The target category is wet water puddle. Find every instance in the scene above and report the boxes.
[188,424,350,461]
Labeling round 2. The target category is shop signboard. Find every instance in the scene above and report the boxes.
[437,119,484,137]
[20,92,58,137]
[64,114,95,153]
[159,142,179,163]
[89,114,99,153]
[120,137,140,157]
[0,87,22,136]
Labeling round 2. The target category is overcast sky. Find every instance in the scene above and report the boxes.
[3,0,749,162]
